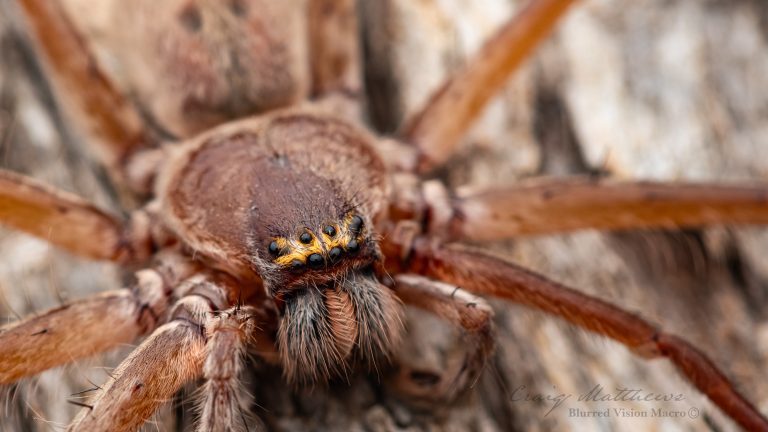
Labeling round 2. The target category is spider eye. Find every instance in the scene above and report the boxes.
[268,241,280,255]
[347,239,360,253]
[290,259,304,271]
[329,247,342,262]
[349,215,364,234]
[308,253,325,269]
[323,225,337,237]
[299,232,313,244]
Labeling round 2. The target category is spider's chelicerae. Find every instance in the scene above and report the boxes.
[1,0,767,430]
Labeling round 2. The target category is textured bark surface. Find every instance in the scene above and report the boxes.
[1,0,768,431]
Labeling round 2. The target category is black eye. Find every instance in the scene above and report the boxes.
[323,225,337,237]
[299,232,313,244]
[308,253,324,269]
[349,215,364,234]
[329,247,342,262]
[290,259,304,271]
[268,241,279,255]
[347,239,360,253]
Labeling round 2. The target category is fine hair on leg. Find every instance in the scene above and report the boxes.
[197,306,266,432]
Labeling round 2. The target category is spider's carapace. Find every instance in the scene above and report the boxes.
[158,109,402,384]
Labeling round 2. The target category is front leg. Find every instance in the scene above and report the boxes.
[69,275,239,431]
[390,274,494,404]
[197,306,267,432]
[69,319,205,432]
[383,231,768,431]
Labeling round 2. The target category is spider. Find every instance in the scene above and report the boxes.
[0,0,767,430]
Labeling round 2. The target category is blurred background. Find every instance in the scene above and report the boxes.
[1,0,767,430]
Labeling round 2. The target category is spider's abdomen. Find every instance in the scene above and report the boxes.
[110,0,309,138]
[157,109,389,284]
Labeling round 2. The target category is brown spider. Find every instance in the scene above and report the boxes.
[0,0,767,430]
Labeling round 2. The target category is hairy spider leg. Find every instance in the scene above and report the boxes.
[411,178,768,242]
[0,169,143,261]
[387,237,768,432]
[0,253,198,384]
[17,0,154,174]
[68,276,272,432]
[68,320,205,431]
[400,0,578,173]
[198,306,267,432]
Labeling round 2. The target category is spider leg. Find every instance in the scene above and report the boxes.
[16,0,153,173]
[1,290,150,386]
[391,274,494,403]
[389,237,768,431]
[399,0,577,173]
[0,169,150,261]
[197,306,267,432]
[68,273,274,431]
[405,177,768,241]
[67,275,228,431]
[67,320,205,432]
[0,253,197,384]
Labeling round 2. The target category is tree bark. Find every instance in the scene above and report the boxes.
[1,0,767,431]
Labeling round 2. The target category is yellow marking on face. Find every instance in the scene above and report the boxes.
[273,230,322,266]
[274,237,290,251]
[271,213,364,268]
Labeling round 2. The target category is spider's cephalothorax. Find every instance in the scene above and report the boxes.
[158,109,403,385]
